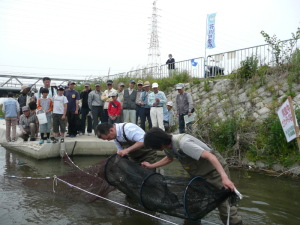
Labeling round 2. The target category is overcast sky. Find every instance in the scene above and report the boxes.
[0,0,299,81]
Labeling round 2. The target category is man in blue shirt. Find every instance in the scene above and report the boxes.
[140,81,152,130]
[3,93,20,142]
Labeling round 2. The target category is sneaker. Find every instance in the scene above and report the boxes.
[46,139,51,143]
[67,134,76,138]
[52,139,57,144]
[60,138,64,143]
[30,138,36,141]
[50,137,55,141]
[39,140,44,144]
[87,133,91,136]
[24,139,28,142]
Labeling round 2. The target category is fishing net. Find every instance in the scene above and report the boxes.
[104,154,239,222]
[52,153,115,202]
[2,153,115,203]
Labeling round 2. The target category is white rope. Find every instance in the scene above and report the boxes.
[53,176,179,225]
[3,175,51,180]
[53,175,57,193]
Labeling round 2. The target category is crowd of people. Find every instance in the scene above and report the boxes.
[2,76,195,143]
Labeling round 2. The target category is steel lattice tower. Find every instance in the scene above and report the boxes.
[147,1,161,70]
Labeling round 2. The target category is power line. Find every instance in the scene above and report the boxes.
[0,65,126,72]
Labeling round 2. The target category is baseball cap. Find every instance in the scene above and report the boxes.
[129,79,136,84]
[107,80,113,85]
[95,83,101,87]
[22,106,30,112]
[137,80,143,85]
[50,82,57,87]
[68,81,76,85]
[152,82,159,88]
[109,91,117,97]
[176,83,184,90]
[84,82,90,87]
[118,82,125,87]
[143,81,150,87]
[166,101,173,107]
[57,85,65,90]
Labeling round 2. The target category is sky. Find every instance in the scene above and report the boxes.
[0,0,300,82]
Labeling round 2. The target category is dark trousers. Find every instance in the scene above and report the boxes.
[140,107,152,131]
[91,106,104,134]
[103,109,109,123]
[179,114,192,133]
[81,107,92,134]
[136,105,142,125]
[67,112,79,136]
[108,116,120,125]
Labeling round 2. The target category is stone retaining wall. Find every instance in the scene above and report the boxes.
[164,73,300,175]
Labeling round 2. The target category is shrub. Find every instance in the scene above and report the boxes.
[237,55,258,80]
[251,111,300,166]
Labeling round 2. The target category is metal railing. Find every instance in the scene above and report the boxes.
[104,39,299,81]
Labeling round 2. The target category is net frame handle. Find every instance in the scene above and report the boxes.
[183,176,206,223]
[139,172,161,210]
[103,153,118,185]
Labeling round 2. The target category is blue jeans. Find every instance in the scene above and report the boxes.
[81,108,92,134]
[140,107,152,131]
[136,105,142,125]
[103,109,109,123]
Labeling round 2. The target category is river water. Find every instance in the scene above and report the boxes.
[0,145,299,225]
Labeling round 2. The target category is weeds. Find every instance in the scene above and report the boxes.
[261,27,300,68]
[203,80,211,92]
[0,104,4,117]
[237,55,259,80]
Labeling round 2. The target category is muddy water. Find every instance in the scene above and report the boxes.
[0,146,299,225]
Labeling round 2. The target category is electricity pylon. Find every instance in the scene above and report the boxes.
[147,0,161,75]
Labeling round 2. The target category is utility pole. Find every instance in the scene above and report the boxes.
[147,0,161,76]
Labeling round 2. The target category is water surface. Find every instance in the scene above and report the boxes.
[0,146,299,225]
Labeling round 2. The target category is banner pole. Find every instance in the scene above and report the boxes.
[288,96,300,151]
[204,14,208,79]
